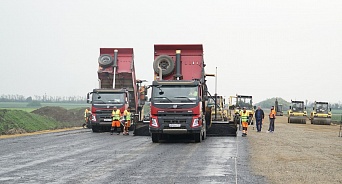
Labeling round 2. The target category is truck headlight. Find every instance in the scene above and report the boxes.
[191,118,200,128]
[150,118,159,128]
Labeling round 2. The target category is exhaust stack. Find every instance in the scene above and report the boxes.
[113,49,118,88]
[174,50,182,80]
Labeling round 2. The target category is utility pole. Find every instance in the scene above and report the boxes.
[214,67,217,121]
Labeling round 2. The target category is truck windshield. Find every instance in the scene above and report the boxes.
[237,97,252,110]
[92,93,125,104]
[292,102,304,112]
[316,103,328,113]
[152,85,198,103]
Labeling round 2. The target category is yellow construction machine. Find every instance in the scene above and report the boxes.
[227,95,255,126]
[275,98,283,116]
[310,101,332,125]
[288,100,307,124]
[208,95,228,121]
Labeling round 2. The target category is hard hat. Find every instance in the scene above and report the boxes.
[243,107,246,109]
[113,106,117,108]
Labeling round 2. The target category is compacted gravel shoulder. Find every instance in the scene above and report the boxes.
[248,116,342,184]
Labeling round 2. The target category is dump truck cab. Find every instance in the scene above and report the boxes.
[288,100,307,124]
[310,101,332,125]
[87,89,129,132]
[150,80,205,140]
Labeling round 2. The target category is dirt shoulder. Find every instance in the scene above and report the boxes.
[248,116,342,184]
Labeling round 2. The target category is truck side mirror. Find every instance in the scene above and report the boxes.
[253,106,256,109]
[330,108,331,111]
[312,107,314,110]
[289,106,291,109]
[304,107,306,110]
[86,93,91,103]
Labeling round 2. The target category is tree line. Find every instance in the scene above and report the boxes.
[0,94,86,103]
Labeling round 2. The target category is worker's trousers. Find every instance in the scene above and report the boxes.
[256,118,262,132]
[268,118,275,132]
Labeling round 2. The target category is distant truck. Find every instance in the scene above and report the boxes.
[87,48,146,133]
[149,44,211,143]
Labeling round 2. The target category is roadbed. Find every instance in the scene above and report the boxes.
[248,116,342,184]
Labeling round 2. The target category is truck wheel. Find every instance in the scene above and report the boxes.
[98,54,113,67]
[194,133,202,143]
[202,130,206,140]
[153,55,175,76]
[151,133,160,143]
[92,126,100,133]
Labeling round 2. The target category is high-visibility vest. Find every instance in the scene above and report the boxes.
[269,109,276,119]
[112,109,121,120]
[124,110,131,120]
[240,111,249,122]
[84,109,89,117]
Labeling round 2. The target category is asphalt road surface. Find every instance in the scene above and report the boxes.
[0,129,266,184]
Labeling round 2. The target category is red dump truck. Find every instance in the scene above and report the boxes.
[87,48,146,133]
[149,44,212,143]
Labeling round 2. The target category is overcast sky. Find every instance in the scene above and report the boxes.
[0,0,341,103]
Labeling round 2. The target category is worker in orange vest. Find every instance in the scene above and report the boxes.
[240,107,249,137]
[268,106,276,133]
[111,106,122,135]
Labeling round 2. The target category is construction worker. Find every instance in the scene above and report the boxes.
[111,106,122,135]
[268,106,276,133]
[123,107,132,135]
[240,107,249,136]
[83,107,91,128]
[254,106,264,132]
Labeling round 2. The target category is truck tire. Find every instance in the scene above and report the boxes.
[153,55,175,76]
[92,126,100,133]
[194,133,202,143]
[202,129,206,140]
[98,54,113,67]
[151,133,160,143]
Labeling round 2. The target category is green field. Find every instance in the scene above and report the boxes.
[0,109,80,135]
[331,109,342,122]
[0,102,88,112]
